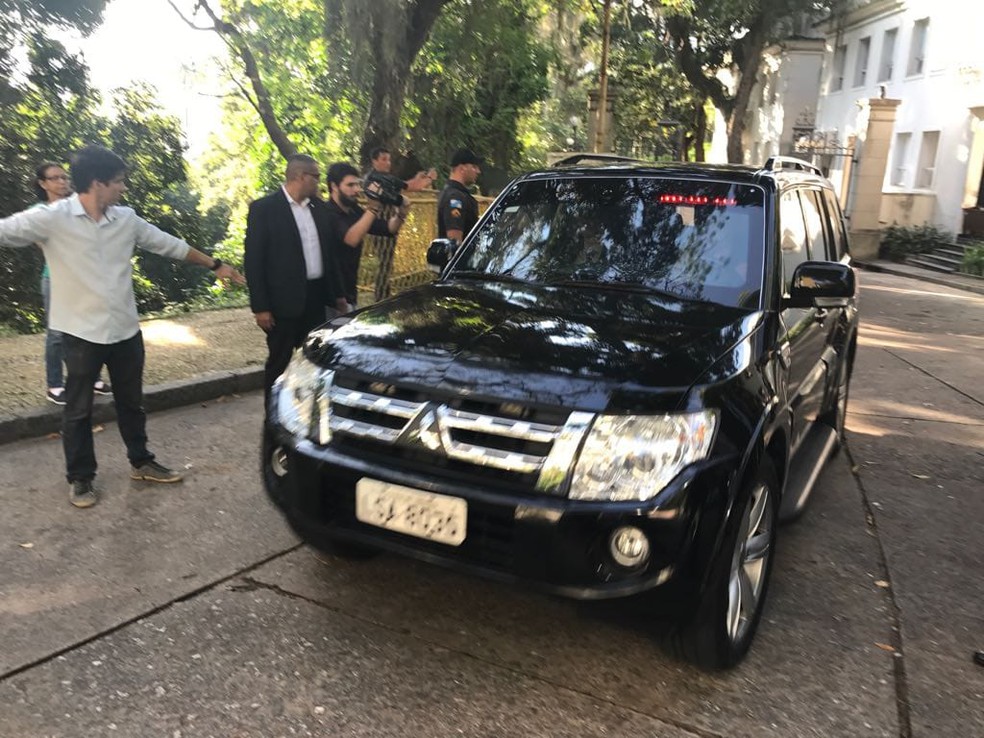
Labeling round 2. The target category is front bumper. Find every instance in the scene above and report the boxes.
[262,420,733,600]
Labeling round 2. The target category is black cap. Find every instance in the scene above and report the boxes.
[450,148,483,167]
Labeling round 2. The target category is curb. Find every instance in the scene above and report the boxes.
[0,367,264,447]
[855,260,984,297]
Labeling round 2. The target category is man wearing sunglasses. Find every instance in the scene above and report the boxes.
[244,154,347,405]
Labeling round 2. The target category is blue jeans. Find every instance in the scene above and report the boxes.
[41,274,64,389]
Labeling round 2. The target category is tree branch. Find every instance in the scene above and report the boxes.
[190,0,297,159]
[166,0,213,32]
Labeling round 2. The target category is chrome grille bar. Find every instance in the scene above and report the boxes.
[324,381,595,490]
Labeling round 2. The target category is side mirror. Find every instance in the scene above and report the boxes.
[785,261,856,309]
[426,238,457,274]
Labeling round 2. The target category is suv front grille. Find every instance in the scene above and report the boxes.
[321,378,594,493]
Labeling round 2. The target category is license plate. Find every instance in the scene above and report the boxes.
[355,479,467,546]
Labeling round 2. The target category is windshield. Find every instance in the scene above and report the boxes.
[452,176,766,308]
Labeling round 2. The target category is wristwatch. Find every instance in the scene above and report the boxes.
[210,257,223,271]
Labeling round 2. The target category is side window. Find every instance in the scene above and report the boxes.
[800,189,829,261]
[779,190,810,293]
[821,188,848,260]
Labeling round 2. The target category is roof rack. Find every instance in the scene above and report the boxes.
[550,153,642,168]
[763,156,822,176]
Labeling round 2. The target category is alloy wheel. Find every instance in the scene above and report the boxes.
[726,483,774,644]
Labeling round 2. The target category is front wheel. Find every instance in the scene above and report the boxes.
[666,460,779,669]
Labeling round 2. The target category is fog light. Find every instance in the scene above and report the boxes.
[609,526,650,568]
[270,446,289,478]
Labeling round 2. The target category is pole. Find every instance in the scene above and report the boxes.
[593,0,612,153]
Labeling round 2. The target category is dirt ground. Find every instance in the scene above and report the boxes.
[0,306,265,416]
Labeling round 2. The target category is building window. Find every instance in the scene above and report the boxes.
[878,28,898,82]
[915,131,940,189]
[907,18,929,76]
[831,44,847,92]
[854,36,871,87]
[891,132,911,187]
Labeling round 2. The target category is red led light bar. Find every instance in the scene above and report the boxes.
[659,194,737,206]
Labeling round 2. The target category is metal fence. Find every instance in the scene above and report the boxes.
[358,193,493,305]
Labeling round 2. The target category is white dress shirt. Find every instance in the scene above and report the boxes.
[0,194,191,344]
[282,186,323,279]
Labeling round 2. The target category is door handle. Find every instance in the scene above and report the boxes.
[779,342,791,369]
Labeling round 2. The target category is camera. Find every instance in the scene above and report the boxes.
[363,170,406,207]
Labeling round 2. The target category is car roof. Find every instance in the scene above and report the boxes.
[523,155,832,190]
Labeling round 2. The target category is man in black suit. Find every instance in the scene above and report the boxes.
[244,154,346,399]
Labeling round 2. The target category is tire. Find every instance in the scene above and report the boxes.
[665,460,779,670]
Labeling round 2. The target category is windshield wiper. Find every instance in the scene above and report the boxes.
[451,270,534,285]
[552,279,674,296]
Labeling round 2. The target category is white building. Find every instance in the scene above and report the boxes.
[743,37,827,165]
[813,0,984,236]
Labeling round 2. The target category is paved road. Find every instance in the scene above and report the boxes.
[0,272,981,737]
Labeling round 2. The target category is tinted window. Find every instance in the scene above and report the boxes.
[800,189,828,260]
[779,190,810,293]
[821,188,848,259]
[456,177,766,308]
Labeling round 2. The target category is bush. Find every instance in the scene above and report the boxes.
[961,242,984,276]
[879,223,952,262]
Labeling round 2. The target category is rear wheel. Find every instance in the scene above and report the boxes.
[666,460,779,669]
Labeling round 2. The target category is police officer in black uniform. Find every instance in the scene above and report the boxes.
[437,148,483,243]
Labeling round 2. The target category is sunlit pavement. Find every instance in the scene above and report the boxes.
[0,271,980,737]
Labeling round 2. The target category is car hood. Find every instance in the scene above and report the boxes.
[306,280,763,412]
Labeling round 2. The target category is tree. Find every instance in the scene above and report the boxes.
[347,0,452,165]
[662,0,835,163]
[405,0,549,179]
[172,0,451,166]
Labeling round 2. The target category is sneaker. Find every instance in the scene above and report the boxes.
[69,479,98,508]
[93,380,112,395]
[46,388,66,406]
[130,460,184,483]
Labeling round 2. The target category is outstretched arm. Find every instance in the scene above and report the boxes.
[183,246,245,285]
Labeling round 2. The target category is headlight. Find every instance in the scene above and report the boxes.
[570,411,717,502]
[276,350,323,438]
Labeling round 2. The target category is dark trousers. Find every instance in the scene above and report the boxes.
[61,331,153,482]
[264,279,328,403]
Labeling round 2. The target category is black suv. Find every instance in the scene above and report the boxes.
[262,156,858,669]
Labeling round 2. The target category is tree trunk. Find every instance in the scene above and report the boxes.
[725,14,769,164]
[693,100,707,163]
[358,0,449,166]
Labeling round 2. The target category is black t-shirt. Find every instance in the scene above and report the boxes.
[437,179,479,240]
[324,199,391,303]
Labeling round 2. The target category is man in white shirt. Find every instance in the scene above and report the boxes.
[0,145,245,508]
[244,155,346,405]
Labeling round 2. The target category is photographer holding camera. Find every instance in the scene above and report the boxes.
[325,161,409,314]
[365,147,435,301]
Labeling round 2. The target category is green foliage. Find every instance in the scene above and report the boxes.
[878,224,953,262]
[0,17,231,333]
[405,0,550,179]
[961,242,984,277]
